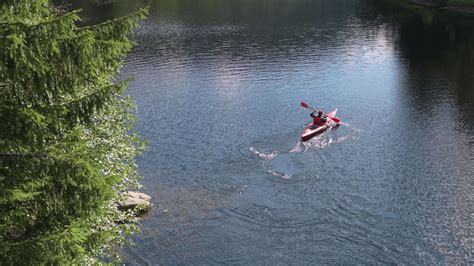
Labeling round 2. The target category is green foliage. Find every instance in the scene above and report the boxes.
[446,0,474,6]
[0,0,148,263]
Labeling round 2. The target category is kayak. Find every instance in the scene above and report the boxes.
[301,109,339,142]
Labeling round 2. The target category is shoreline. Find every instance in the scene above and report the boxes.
[409,0,474,14]
[443,5,474,14]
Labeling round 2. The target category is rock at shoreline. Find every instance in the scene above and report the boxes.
[118,191,152,215]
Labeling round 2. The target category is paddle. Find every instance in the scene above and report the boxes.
[300,101,341,123]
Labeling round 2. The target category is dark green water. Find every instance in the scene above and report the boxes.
[77,0,473,264]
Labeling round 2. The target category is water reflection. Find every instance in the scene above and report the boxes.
[393,11,474,263]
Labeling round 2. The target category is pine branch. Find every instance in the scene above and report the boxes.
[0,9,81,26]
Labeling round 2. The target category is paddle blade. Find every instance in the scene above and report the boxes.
[329,116,341,123]
[301,101,310,108]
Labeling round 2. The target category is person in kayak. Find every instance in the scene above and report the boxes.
[310,110,327,125]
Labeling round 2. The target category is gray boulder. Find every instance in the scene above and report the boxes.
[118,191,152,215]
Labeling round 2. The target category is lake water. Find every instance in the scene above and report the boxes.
[77,0,473,264]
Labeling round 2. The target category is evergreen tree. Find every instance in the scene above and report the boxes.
[0,0,148,263]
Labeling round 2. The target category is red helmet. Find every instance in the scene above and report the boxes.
[318,110,323,116]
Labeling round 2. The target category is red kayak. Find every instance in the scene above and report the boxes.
[301,109,339,142]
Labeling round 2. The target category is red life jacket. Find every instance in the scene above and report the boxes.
[313,116,323,125]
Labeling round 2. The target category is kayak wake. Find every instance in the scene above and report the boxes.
[243,107,358,180]
[246,126,356,181]
[248,147,278,161]
[291,125,353,152]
